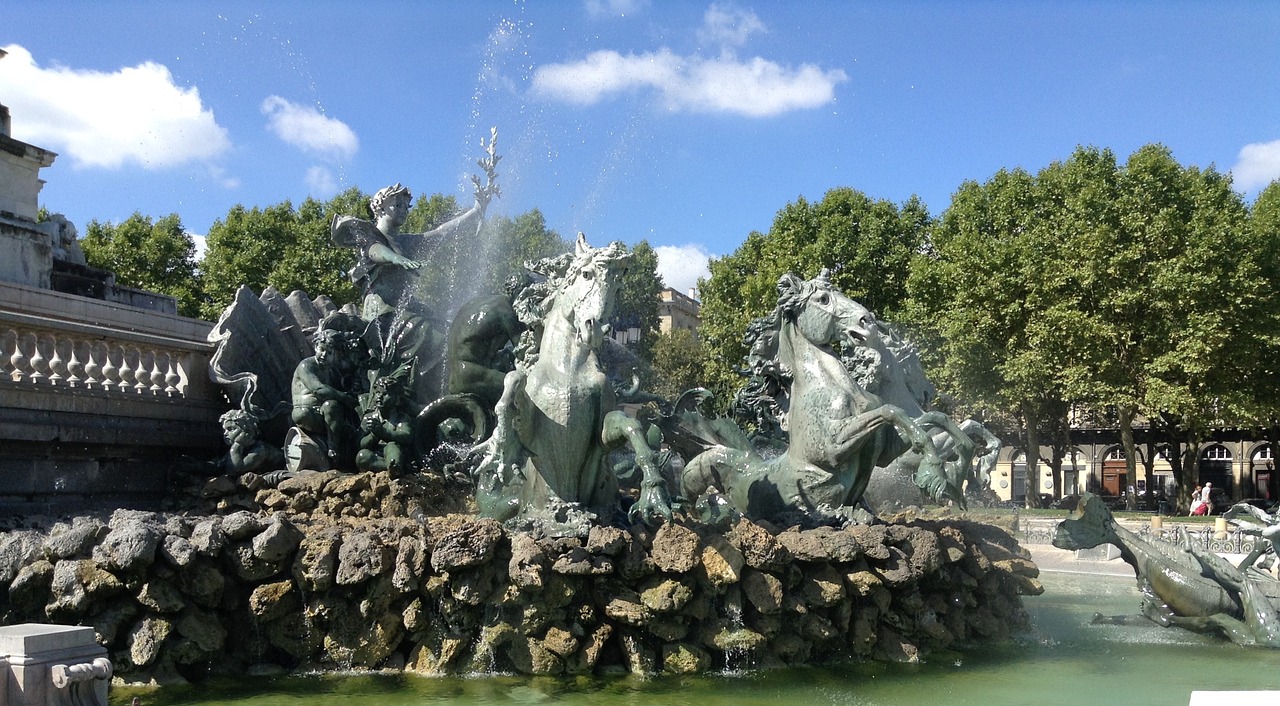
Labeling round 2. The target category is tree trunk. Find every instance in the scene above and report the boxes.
[1020,402,1041,509]
[1182,432,1202,515]
[1118,404,1138,510]
[1142,434,1157,507]
[1157,412,1191,513]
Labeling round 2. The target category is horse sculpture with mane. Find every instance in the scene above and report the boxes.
[472,234,672,534]
[681,271,967,522]
[839,299,1002,498]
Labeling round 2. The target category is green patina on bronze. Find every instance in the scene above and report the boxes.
[471,234,673,534]
[1054,492,1280,646]
[679,271,970,524]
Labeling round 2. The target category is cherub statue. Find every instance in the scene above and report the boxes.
[291,326,367,466]
[356,364,420,476]
[218,409,285,475]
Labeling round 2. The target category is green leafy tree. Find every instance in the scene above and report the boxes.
[81,212,202,317]
[271,190,367,305]
[1242,180,1280,471]
[647,328,706,401]
[910,144,1269,508]
[477,209,569,293]
[200,189,368,319]
[201,201,303,318]
[700,187,930,399]
[610,240,664,360]
[1033,145,1263,508]
[908,167,1065,506]
[403,192,462,234]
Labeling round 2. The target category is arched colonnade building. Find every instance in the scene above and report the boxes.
[989,436,1277,507]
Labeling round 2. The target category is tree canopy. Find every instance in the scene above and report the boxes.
[199,188,368,319]
[698,187,930,396]
[647,328,706,401]
[906,144,1273,506]
[81,212,202,317]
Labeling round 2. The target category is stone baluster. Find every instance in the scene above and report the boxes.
[117,346,137,392]
[178,351,194,397]
[1,328,16,381]
[29,334,49,384]
[47,335,66,385]
[133,349,151,394]
[82,340,103,390]
[65,338,85,387]
[163,351,182,397]
[100,343,120,391]
[147,350,164,394]
[49,337,68,386]
[11,330,33,382]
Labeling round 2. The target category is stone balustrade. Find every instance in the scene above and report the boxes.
[1,327,201,398]
[0,280,228,511]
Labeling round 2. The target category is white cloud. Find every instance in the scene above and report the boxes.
[697,4,765,48]
[532,7,845,118]
[655,243,713,296]
[1232,139,1280,192]
[261,95,358,160]
[585,0,648,19]
[532,48,845,117]
[304,165,338,197]
[0,44,230,169]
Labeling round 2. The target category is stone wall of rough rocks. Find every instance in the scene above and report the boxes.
[0,471,1042,683]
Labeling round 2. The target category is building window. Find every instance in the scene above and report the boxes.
[1204,445,1232,461]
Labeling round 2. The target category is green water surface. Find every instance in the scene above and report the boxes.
[113,571,1280,706]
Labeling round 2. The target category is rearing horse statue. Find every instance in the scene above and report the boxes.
[472,234,672,534]
[682,272,964,522]
[840,305,1001,496]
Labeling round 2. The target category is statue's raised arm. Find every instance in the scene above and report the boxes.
[330,127,501,321]
[420,126,502,243]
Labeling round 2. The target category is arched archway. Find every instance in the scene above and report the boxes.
[1060,447,1088,497]
[1010,450,1029,504]
[1250,444,1275,501]
[1100,446,1145,497]
[1150,445,1176,498]
[1198,444,1233,496]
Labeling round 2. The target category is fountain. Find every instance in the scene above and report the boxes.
[0,124,1042,690]
[4,88,1278,706]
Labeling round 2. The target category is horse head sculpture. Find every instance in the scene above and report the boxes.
[472,234,671,534]
[684,270,964,523]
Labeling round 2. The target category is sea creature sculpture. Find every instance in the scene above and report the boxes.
[681,271,965,523]
[1053,492,1280,646]
[471,234,673,534]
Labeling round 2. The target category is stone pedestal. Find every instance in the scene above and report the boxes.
[0,624,110,706]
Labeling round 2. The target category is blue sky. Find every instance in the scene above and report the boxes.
[3,1,1279,294]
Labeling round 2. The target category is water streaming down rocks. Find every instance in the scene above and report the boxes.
[0,472,1040,683]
